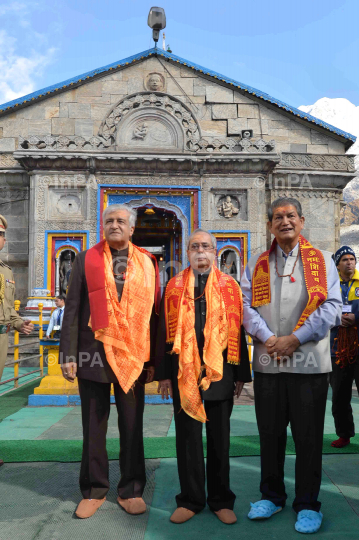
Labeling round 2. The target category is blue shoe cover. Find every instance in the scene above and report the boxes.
[295,510,323,533]
[248,500,282,520]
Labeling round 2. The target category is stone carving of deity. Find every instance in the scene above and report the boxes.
[145,72,165,92]
[217,195,240,219]
[132,123,148,140]
[59,251,73,295]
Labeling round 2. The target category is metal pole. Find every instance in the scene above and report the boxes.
[13,300,20,389]
[55,257,60,296]
[38,303,44,376]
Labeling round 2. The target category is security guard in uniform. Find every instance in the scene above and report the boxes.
[0,214,34,466]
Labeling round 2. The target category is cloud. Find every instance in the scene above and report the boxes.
[0,29,56,103]
[0,2,28,16]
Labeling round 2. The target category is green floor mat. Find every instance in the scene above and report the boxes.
[37,404,173,441]
[1,434,359,463]
[0,379,43,422]
[0,407,73,440]
[144,455,359,540]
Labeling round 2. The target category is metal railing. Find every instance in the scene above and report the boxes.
[0,300,254,390]
[0,302,44,390]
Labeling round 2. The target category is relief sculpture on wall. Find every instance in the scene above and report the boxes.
[132,123,148,140]
[145,72,165,92]
[217,195,240,218]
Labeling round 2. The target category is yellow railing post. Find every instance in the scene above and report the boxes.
[38,303,44,376]
[14,300,21,388]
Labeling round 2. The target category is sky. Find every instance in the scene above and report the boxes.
[0,0,358,109]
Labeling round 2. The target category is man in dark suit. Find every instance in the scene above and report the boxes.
[60,204,159,519]
[155,229,251,525]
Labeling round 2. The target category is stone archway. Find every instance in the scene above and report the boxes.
[98,92,201,151]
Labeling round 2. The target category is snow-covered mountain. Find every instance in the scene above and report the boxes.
[299,97,359,156]
[299,97,359,204]
[298,97,359,256]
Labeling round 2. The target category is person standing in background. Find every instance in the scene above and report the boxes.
[46,295,66,338]
[330,246,359,448]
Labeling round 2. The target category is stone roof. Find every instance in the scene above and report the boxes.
[0,47,356,145]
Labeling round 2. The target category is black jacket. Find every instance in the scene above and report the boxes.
[155,271,252,401]
[59,248,158,383]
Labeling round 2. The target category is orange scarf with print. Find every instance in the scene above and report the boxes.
[165,266,242,423]
[252,235,328,331]
[88,241,156,393]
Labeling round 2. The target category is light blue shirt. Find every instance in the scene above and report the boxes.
[46,307,64,337]
[241,247,342,345]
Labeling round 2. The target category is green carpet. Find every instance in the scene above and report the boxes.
[144,456,359,540]
[0,407,73,440]
[1,434,359,463]
[0,379,43,422]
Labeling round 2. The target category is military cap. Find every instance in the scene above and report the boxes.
[0,215,8,231]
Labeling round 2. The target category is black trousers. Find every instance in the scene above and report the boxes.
[330,358,359,439]
[172,377,235,513]
[78,377,146,500]
[254,371,328,513]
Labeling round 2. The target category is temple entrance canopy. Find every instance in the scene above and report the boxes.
[132,206,182,287]
[101,186,199,288]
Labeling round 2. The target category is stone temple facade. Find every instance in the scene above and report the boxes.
[0,48,356,308]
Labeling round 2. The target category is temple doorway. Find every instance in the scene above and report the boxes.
[218,248,241,281]
[132,205,183,288]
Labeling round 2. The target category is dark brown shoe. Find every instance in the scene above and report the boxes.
[75,498,106,519]
[170,507,196,524]
[117,497,146,515]
[214,509,237,524]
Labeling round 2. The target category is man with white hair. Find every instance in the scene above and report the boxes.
[156,228,251,525]
[60,204,160,519]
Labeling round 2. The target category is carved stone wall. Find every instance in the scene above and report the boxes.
[30,173,97,289]
[0,54,356,295]
[47,187,87,220]
[270,188,342,252]
[209,189,248,221]
[0,172,30,303]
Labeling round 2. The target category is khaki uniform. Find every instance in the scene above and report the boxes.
[0,260,23,380]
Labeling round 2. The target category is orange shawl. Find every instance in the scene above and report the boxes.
[165,266,242,423]
[252,235,328,331]
[90,241,156,393]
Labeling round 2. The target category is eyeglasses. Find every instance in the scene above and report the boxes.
[188,243,215,252]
